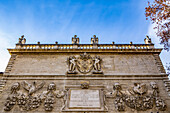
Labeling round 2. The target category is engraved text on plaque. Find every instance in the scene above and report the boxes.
[69,90,100,108]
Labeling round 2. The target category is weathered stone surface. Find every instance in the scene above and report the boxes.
[0,41,169,113]
[69,90,100,108]
[8,54,160,75]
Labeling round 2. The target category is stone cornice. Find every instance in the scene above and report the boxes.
[8,48,162,54]
[7,43,162,54]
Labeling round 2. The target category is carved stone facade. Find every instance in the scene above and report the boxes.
[106,82,166,111]
[0,36,169,113]
[67,52,103,74]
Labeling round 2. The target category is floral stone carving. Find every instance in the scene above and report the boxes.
[4,82,20,111]
[67,52,103,74]
[106,82,166,111]
[42,82,65,111]
[4,81,65,112]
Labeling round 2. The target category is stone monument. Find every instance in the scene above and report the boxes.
[0,35,169,113]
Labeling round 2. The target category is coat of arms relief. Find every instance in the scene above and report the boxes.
[67,52,103,74]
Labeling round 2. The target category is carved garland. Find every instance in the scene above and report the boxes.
[4,81,167,112]
[106,82,166,111]
[4,81,65,111]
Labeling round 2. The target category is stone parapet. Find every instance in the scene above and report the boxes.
[15,43,155,50]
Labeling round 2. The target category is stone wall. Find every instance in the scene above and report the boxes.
[9,53,161,75]
[0,79,169,113]
[0,51,169,113]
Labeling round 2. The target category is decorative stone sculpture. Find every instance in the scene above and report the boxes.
[112,83,125,111]
[17,94,27,108]
[144,35,152,44]
[150,82,166,111]
[155,97,166,111]
[77,52,94,73]
[23,81,45,95]
[150,81,159,96]
[72,35,79,44]
[129,83,147,95]
[18,35,26,44]
[67,53,103,74]
[4,82,20,111]
[114,97,125,111]
[93,56,103,74]
[142,96,153,109]
[67,56,77,74]
[91,35,98,44]
[4,81,66,112]
[22,94,42,111]
[106,82,166,111]
[43,82,65,111]
[80,81,89,89]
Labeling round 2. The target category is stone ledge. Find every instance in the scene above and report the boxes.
[8,48,162,54]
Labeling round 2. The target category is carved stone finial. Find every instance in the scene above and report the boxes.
[91,35,98,44]
[18,35,26,44]
[144,35,152,44]
[72,35,79,44]
[37,41,40,44]
[130,41,133,44]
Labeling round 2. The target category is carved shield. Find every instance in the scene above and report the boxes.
[76,53,94,73]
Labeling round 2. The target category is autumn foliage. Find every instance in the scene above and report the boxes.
[145,0,170,51]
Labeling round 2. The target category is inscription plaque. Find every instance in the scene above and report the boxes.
[69,90,101,108]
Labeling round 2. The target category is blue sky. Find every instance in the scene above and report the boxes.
[0,0,169,72]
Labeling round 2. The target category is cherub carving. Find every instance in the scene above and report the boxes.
[23,81,45,95]
[67,56,77,73]
[93,56,103,74]
[11,82,20,94]
[43,82,65,111]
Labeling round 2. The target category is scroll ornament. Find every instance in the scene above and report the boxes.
[106,82,166,111]
[4,81,65,111]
